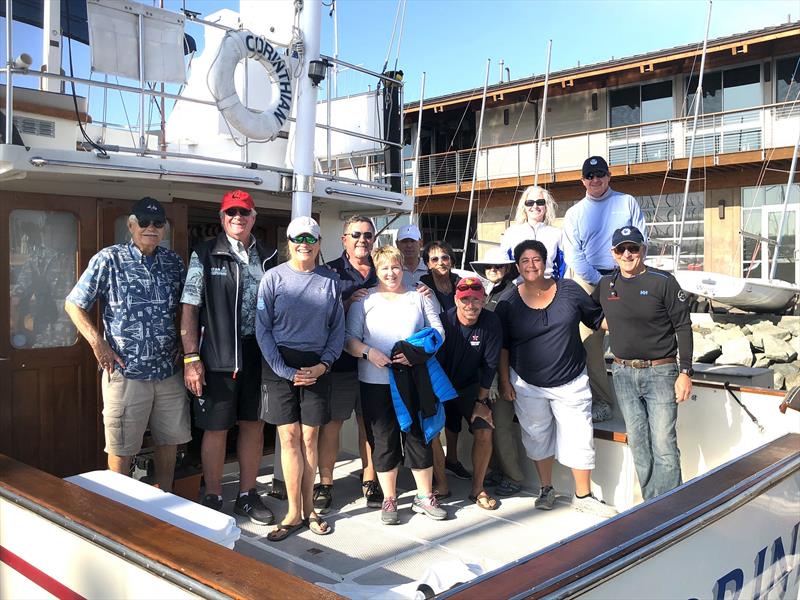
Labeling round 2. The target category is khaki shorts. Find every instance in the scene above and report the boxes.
[101,371,191,456]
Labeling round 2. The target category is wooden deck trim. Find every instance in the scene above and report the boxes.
[0,455,342,600]
[444,433,800,600]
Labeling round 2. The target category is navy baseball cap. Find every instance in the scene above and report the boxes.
[131,197,166,221]
[582,156,609,178]
[612,226,645,248]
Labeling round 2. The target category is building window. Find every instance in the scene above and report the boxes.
[776,55,800,103]
[639,192,704,269]
[686,64,761,114]
[610,81,673,128]
[10,210,79,349]
[741,184,799,283]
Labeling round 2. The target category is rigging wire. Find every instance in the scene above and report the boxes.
[392,0,407,73]
[381,0,403,74]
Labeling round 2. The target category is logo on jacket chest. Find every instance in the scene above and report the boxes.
[211,267,228,277]
[470,334,481,347]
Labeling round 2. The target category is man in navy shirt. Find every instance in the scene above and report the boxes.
[65,197,189,492]
[434,277,502,510]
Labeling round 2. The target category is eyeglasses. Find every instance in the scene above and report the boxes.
[456,282,483,292]
[346,231,374,240]
[429,254,451,263]
[485,264,507,270]
[613,243,641,254]
[289,234,318,245]
[584,171,608,180]
[137,218,165,229]
[524,199,547,207]
[224,207,252,217]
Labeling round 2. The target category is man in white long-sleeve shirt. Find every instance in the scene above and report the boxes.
[562,156,646,422]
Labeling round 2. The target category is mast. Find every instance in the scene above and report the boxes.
[533,40,552,189]
[410,72,426,225]
[769,127,800,280]
[674,0,712,272]
[5,0,14,145]
[461,59,491,269]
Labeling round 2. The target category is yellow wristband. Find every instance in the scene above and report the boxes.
[184,356,201,364]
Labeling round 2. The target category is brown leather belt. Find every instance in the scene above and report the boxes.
[613,357,676,369]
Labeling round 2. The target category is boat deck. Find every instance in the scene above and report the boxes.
[220,454,607,596]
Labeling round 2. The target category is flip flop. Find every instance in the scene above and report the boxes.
[469,491,499,511]
[266,520,305,542]
[306,514,332,536]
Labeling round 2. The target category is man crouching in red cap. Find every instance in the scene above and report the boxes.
[180,190,277,523]
[434,277,503,510]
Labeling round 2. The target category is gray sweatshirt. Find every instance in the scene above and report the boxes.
[256,262,344,380]
[345,289,443,385]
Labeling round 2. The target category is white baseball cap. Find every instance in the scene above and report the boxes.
[287,216,321,239]
[397,223,421,241]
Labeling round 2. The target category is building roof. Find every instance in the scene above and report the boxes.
[405,20,799,114]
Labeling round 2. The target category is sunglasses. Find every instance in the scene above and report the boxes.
[524,199,547,207]
[346,231,374,241]
[137,218,165,229]
[485,264,507,270]
[584,171,609,180]
[457,282,483,292]
[429,254,451,263]
[613,243,642,254]
[224,207,252,217]
[289,234,318,245]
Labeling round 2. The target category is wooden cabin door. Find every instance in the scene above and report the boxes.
[0,192,102,476]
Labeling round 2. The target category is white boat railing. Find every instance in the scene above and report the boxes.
[407,101,800,188]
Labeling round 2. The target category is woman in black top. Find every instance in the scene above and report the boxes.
[495,240,616,518]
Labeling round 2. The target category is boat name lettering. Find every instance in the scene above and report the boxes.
[244,34,293,126]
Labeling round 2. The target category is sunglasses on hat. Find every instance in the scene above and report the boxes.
[289,234,318,245]
[224,207,252,217]
[137,218,165,229]
[457,282,483,292]
[524,199,546,207]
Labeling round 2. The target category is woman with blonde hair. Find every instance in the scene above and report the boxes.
[500,186,564,279]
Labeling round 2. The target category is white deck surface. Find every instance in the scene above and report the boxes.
[219,454,607,592]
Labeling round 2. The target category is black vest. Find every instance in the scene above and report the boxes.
[195,233,276,372]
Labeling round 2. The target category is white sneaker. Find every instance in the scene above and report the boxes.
[572,493,618,518]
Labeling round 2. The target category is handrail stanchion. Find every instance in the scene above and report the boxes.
[5,0,13,145]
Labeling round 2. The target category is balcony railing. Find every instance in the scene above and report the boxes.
[406,101,800,189]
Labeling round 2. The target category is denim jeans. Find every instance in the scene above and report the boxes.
[611,362,682,500]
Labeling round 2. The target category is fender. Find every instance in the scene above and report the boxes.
[208,30,294,141]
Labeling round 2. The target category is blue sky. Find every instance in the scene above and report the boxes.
[1,0,797,122]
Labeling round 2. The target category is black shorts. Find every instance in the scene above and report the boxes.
[193,338,262,431]
[360,382,432,472]
[444,384,491,433]
[262,360,331,427]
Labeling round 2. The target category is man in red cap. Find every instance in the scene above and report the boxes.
[181,190,277,523]
[433,277,503,510]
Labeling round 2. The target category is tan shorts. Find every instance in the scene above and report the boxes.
[101,371,191,456]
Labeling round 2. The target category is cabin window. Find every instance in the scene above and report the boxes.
[776,55,799,103]
[9,210,79,349]
[638,192,704,270]
[609,81,673,128]
[114,215,172,249]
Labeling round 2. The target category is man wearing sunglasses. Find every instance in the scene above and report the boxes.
[314,216,383,514]
[181,190,277,523]
[592,226,692,500]
[562,156,647,423]
[65,197,189,492]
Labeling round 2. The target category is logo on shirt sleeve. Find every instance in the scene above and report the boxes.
[677,290,687,302]
[257,297,265,310]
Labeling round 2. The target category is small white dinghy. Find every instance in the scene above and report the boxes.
[674,270,799,313]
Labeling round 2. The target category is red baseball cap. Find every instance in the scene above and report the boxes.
[221,190,254,212]
[455,277,486,301]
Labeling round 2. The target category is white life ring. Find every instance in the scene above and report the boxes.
[208,29,294,142]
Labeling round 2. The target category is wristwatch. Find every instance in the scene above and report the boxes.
[475,397,490,407]
[362,346,371,360]
[680,367,694,377]
[321,361,332,374]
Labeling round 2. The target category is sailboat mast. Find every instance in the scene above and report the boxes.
[410,72,426,225]
[769,127,800,280]
[674,0,713,273]
[461,59,491,269]
[533,40,552,189]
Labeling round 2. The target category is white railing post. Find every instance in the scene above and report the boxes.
[5,0,14,144]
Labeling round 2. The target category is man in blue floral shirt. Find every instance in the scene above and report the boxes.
[65,197,189,492]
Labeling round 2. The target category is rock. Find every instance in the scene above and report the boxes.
[763,336,798,363]
[715,338,753,367]
[710,327,746,346]
[790,337,800,357]
[773,363,800,391]
[749,323,792,346]
[778,316,800,337]
[693,334,722,363]
[774,370,786,389]
[746,334,764,351]
[753,353,771,368]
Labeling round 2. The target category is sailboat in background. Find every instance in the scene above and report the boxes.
[665,1,800,314]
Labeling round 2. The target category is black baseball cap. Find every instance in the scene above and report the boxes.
[612,226,645,248]
[582,156,609,178]
[131,197,166,221]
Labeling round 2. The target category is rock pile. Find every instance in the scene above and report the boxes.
[692,315,800,390]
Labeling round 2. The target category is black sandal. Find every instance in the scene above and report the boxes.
[313,483,333,514]
[266,520,305,542]
[306,514,332,536]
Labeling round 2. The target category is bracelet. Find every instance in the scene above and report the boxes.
[475,397,490,407]
[184,355,201,364]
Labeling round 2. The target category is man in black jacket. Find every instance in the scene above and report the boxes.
[181,190,276,523]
